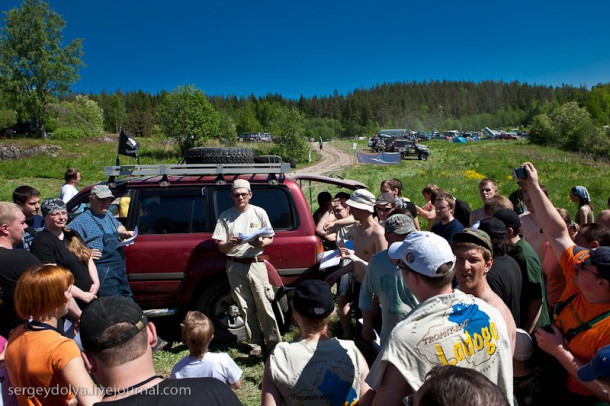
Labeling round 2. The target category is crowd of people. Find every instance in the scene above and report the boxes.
[0,162,609,405]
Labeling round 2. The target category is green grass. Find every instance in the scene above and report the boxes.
[337,139,610,228]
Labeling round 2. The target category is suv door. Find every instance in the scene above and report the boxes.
[125,187,216,308]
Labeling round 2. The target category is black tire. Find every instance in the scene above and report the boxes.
[419,153,428,161]
[184,147,255,164]
[196,278,246,342]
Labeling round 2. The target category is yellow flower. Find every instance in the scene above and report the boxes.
[465,170,485,180]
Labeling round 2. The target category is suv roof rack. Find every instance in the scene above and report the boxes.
[104,162,291,177]
[104,163,290,187]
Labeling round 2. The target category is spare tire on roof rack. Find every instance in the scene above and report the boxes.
[183,147,255,164]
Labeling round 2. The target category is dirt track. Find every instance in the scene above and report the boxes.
[291,142,354,176]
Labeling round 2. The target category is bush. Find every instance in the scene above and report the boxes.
[49,127,86,140]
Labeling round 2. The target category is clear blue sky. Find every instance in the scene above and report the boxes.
[2,0,609,99]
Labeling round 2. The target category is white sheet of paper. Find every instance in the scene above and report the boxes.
[118,226,138,247]
[237,226,275,243]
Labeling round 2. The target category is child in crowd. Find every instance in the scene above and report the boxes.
[171,311,242,389]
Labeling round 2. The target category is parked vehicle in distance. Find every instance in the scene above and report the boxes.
[391,139,430,160]
[370,134,392,152]
[259,132,272,142]
[416,132,431,141]
[238,132,260,142]
[66,158,367,342]
[0,122,37,138]
[499,132,519,140]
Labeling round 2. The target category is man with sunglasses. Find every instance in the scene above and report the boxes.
[213,179,281,356]
[518,162,610,404]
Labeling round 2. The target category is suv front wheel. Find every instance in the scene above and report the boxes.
[196,278,247,342]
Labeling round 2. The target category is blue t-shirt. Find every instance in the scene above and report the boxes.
[431,218,464,245]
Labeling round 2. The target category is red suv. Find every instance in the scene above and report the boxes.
[67,163,366,340]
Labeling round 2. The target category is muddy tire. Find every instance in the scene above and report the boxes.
[419,153,428,161]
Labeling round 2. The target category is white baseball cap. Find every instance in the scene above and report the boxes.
[346,189,376,213]
[388,231,455,277]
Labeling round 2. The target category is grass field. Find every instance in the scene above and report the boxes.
[1,135,609,405]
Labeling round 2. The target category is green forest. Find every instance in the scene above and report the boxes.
[2,0,610,162]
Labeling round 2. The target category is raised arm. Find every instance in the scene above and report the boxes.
[520,162,573,261]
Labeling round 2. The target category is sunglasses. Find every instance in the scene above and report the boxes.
[232,192,249,198]
[376,206,392,212]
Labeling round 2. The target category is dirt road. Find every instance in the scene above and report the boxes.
[292,142,354,176]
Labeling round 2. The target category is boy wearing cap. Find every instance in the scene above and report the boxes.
[262,280,371,406]
[80,297,241,405]
[68,184,135,298]
[366,231,513,405]
[478,217,523,327]
[212,179,280,356]
[452,228,517,354]
[519,162,610,403]
[359,214,418,345]
[493,208,549,333]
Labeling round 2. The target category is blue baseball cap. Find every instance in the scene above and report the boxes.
[578,345,610,382]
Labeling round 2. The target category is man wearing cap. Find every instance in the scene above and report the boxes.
[262,280,371,405]
[0,202,41,337]
[359,213,418,345]
[493,208,549,333]
[80,296,241,405]
[452,228,517,353]
[212,179,280,356]
[366,231,513,405]
[68,184,135,298]
[478,217,523,327]
[519,162,610,403]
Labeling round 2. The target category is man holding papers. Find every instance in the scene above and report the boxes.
[213,179,281,356]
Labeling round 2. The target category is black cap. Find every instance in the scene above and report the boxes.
[493,208,521,230]
[479,217,508,242]
[575,246,610,278]
[293,280,334,319]
[80,297,148,351]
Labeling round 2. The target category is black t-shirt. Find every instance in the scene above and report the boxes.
[30,229,93,293]
[453,199,472,229]
[487,255,523,327]
[0,248,41,337]
[94,378,242,406]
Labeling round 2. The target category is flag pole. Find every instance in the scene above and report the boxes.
[116,128,122,166]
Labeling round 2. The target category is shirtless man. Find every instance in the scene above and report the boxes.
[325,189,387,284]
[325,189,387,338]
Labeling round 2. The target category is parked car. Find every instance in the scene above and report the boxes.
[238,132,259,142]
[0,122,37,138]
[499,132,519,140]
[391,139,430,160]
[259,132,272,142]
[370,134,392,152]
[66,156,367,341]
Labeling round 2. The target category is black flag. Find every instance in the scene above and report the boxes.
[118,129,140,157]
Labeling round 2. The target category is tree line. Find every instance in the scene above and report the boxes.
[1,0,609,161]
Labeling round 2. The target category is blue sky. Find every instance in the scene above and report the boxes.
[2,0,609,99]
